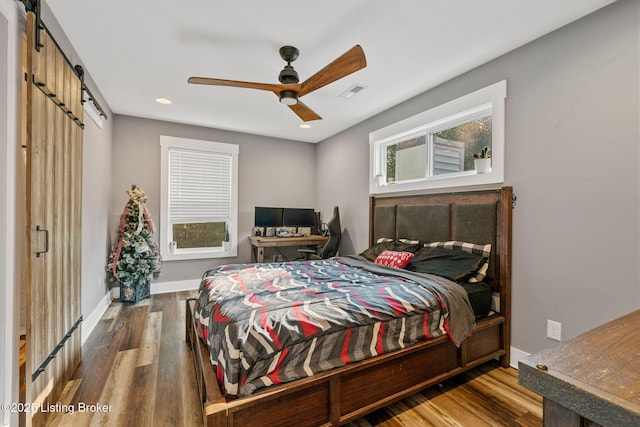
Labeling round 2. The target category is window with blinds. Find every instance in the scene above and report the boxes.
[160,136,238,260]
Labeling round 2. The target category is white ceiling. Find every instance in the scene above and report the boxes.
[46,0,615,143]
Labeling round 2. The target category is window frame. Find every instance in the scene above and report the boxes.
[370,80,506,194]
[160,135,239,261]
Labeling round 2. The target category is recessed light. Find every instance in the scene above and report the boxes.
[300,124,311,129]
[155,97,172,105]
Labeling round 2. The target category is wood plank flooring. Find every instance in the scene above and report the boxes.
[44,291,542,426]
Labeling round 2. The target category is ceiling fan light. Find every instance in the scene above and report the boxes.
[279,90,299,105]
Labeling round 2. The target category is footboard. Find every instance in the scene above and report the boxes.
[187,298,505,427]
[186,299,228,426]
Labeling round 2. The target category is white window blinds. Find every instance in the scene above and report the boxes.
[168,148,232,221]
[160,135,239,260]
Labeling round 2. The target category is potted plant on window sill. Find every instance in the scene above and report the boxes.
[474,146,492,174]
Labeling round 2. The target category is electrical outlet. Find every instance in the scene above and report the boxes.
[547,320,562,341]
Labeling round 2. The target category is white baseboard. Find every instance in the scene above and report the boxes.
[510,346,530,369]
[110,279,200,299]
[149,279,201,294]
[81,292,112,345]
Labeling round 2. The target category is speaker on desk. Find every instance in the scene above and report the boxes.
[312,212,321,235]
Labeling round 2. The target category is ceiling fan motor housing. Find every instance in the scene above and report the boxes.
[278,65,299,84]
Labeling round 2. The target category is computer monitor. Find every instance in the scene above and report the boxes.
[282,208,316,227]
[254,207,283,227]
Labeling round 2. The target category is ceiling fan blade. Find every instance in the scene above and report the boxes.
[188,77,300,95]
[299,45,367,97]
[289,101,322,122]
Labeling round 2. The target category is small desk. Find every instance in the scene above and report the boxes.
[249,235,328,263]
[518,309,640,427]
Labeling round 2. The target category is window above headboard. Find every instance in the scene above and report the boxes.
[369,80,506,194]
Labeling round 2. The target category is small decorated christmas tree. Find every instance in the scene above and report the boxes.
[107,185,161,303]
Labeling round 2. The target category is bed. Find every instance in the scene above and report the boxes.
[186,186,513,427]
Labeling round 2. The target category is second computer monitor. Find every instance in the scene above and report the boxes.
[282,208,316,228]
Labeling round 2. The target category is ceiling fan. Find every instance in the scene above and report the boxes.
[188,45,367,122]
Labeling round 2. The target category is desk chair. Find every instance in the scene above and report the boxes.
[298,206,341,260]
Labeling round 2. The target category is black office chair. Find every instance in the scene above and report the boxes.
[298,206,341,260]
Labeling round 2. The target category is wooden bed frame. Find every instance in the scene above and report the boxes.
[186,187,513,427]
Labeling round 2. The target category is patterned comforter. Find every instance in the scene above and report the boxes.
[194,256,476,398]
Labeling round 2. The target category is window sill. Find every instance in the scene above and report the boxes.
[371,168,503,194]
[160,247,237,261]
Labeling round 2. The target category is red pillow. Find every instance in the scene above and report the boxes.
[374,250,414,268]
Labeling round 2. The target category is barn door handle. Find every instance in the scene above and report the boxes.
[35,225,49,257]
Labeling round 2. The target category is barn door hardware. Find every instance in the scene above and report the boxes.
[31,316,83,381]
[18,0,108,121]
[75,65,108,120]
[35,225,49,257]
[20,0,43,51]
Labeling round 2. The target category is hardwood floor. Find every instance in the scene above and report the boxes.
[45,291,542,426]
[345,363,543,427]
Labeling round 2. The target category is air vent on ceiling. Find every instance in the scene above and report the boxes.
[339,84,367,100]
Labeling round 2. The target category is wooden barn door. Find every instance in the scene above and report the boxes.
[23,11,84,427]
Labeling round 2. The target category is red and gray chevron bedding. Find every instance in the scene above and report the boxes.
[194,256,476,398]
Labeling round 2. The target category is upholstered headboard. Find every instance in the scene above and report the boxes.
[369,187,513,292]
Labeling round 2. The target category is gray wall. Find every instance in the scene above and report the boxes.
[316,0,640,355]
[111,115,316,282]
[81,117,113,314]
